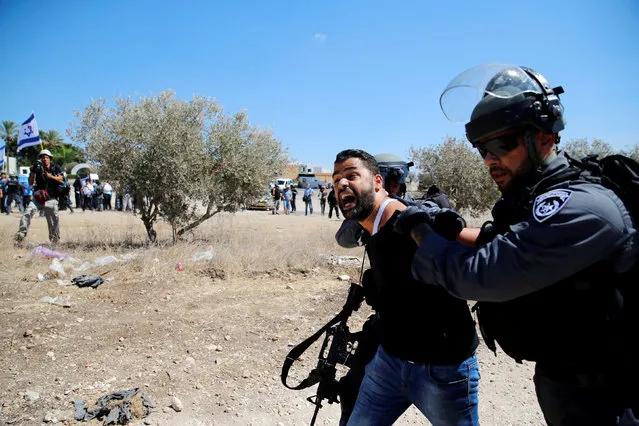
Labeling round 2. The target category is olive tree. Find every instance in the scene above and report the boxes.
[68,90,287,242]
[621,143,639,162]
[560,138,616,159]
[409,136,499,213]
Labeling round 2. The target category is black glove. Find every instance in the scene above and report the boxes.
[393,206,434,235]
[335,219,370,248]
[432,209,466,241]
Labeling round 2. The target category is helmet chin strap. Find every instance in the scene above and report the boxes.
[524,130,557,170]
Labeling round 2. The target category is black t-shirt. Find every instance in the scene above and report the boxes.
[272,187,281,200]
[426,193,451,209]
[34,163,64,196]
[6,179,21,195]
[366,210,478,364]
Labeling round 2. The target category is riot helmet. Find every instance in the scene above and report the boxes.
[440,64,565,145]
[374,153,413,194]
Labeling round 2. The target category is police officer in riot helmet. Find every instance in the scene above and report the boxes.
[397,64,638,425]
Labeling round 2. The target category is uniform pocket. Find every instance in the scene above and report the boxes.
[427,361,470,385]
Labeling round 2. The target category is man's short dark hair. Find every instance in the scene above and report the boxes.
[334,149,380,175]
[427,185,440,196]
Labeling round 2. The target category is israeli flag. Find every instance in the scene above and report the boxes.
[0,143,5,166]
[17,113,42,152]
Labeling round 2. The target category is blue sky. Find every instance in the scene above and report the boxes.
[1,0,637,168]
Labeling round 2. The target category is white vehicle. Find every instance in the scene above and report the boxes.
[276,178,293,190]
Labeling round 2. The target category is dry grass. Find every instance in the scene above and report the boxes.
[0,207,491,281]
[0,210,361,281]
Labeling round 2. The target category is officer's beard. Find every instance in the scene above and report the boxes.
[491,159,535,197]
[338,182,375,222]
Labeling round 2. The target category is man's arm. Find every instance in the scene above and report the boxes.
[457,228,481,247]
[46,172,64,184]
[410,188,632,302]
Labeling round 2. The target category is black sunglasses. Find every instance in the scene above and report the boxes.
[475,134,521,158]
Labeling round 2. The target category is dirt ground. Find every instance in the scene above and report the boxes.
[0,208,545,425]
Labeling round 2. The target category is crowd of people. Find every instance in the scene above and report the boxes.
[3,150,141,246]
[269,181,344,217]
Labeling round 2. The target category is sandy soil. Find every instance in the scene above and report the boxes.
[0,208,545,425]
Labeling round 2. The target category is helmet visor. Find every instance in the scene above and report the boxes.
[378,163,411,184]
[440,63,543,124]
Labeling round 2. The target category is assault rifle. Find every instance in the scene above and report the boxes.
[281,282,365,425]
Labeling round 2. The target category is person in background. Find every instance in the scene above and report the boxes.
[271,184,282,215]
[0,172,7,213]
[4,174,24,214]
[22,176,33,208]
[327,183,340,219]
[424,184,451,208]
[282,185,292,215]
[290,184,298,213]
[15,150,64,244]
[102,180,113,210]
[73,176,83,210]
[94,180,104,211]
[318,185,328,216]
[303,183,314,216]
[82,179,94,211]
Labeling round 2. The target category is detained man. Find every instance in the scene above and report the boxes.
[333,149,480,426]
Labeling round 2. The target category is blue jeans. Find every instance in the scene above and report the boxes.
[305,200,313,215]
[347,346,480,426]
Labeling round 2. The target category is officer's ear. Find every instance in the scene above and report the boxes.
[535,132,556,159]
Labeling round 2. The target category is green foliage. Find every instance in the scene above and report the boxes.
[68,90,288,243]
[1,121,18,153]
[409,136,499,213]
[40,129,64,149]
[50,144,86,170]
[621,144,639,162]
[560,138,616,159]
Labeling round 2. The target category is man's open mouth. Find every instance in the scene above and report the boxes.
[339,192,356,210]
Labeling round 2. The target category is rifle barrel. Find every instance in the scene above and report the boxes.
[309,400,321,426]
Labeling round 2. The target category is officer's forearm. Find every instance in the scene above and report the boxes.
[457,228,481,247]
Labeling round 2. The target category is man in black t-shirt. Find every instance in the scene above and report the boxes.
[271,185,282,215]
[4,175,24,214]
[424,184,451,208]
[15,150,64,244]
[332,149,479,426]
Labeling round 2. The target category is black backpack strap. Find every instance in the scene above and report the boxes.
[281,308,351,390]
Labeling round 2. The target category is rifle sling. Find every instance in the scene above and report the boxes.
[281,308,351,390]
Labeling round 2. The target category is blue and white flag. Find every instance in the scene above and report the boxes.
[0,142,5,166]
[17,113,42,152]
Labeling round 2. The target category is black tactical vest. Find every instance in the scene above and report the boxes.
[473,165,624,364]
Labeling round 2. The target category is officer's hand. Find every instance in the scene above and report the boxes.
[432,209,466,241]
[394,206,434,235]
[335,219,370,248]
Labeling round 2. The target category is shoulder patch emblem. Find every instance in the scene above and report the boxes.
[533,189,573,223]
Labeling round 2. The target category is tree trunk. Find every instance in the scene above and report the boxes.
[143,217,157,243]
[176,206,219,237]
